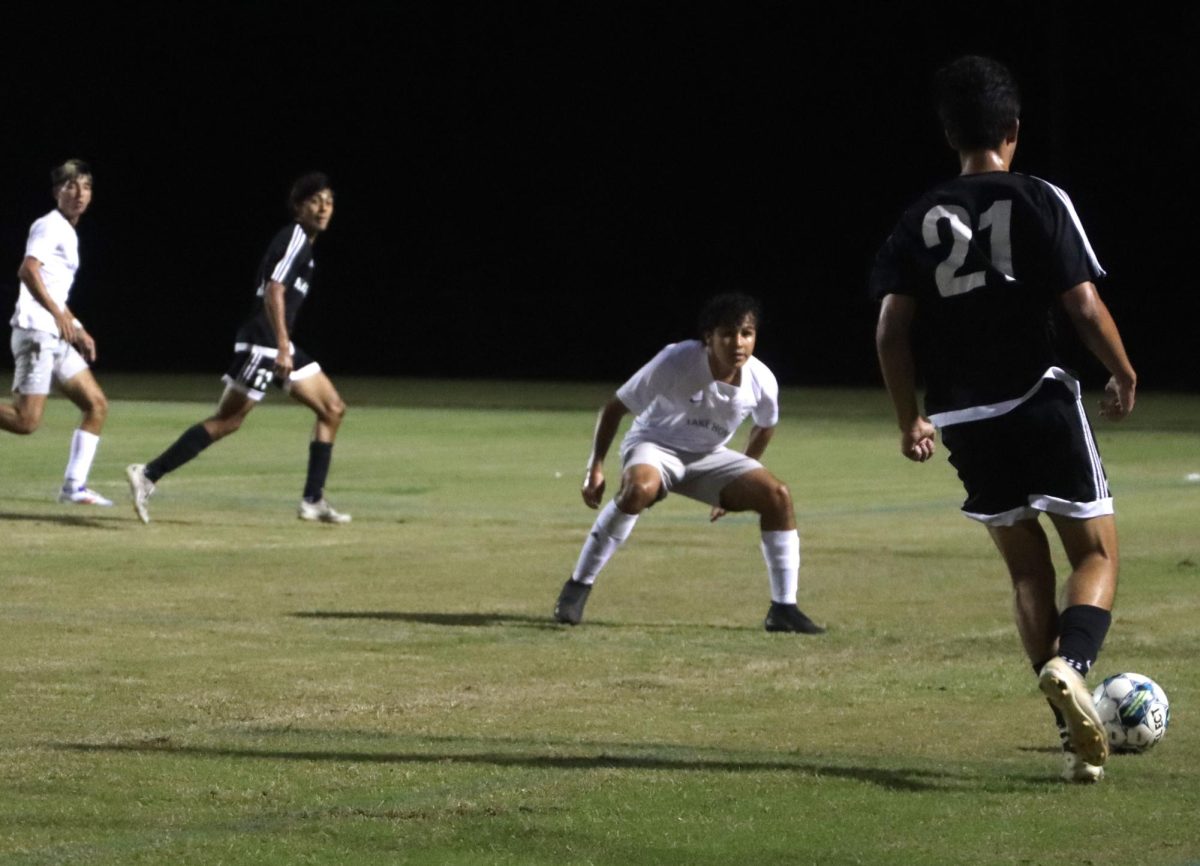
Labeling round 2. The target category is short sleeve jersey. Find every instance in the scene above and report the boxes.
[235,223,317,346]
[617,340,780,453]
[11,209,80,334]
[869,172,1104,416]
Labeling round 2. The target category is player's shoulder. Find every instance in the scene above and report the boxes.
[744,355,778,393]
[268,221,307,248]
[29,209,70,235]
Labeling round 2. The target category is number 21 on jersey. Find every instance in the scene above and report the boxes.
[922,200,1014,297]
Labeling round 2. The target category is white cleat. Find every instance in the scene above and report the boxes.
[298,498,351,524]
[1039,657,1109,768]
[58,486,113,506]
[1061,749,1104,784]
[125,464,155,524]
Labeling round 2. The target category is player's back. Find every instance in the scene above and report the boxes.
[871,171,1104,414]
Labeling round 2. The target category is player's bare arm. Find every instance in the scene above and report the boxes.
[264,279,293,380]
[744,424,774,461]
[876,294,936,462]
[581,396,630,508]
[17,255,78,345]
[1059,281,1137,420]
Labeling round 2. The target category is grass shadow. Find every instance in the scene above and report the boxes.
[291,610,763,632]
[55,738,1015,793]
[0,510,123,530]
[292,610,558,628]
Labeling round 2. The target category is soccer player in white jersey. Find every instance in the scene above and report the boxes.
[125,173,349,524]
[554,293,825,634]
[871,56,1137,782]
[1,160,111,505]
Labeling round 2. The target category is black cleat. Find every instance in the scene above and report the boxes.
[763,602,826,634]
[554,578,592,625]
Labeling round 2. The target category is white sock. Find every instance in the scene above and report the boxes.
[64,429,101,489]
[571,500,639,585]
[761,529,800,604]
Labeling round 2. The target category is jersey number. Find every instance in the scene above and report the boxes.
[921,200,1013,297]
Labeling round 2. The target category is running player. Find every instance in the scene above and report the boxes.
[554,292,825,634]
[126,173,350,524]
[2,159,111,505]
[871,56,1137,782]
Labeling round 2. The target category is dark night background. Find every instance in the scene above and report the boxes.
[1,4,1195,391]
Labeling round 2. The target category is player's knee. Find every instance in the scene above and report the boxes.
[86,392,109,423]
[759,479,793,518]
[10,415,40,435]
[326,397,346,425]
[615,479,657,513]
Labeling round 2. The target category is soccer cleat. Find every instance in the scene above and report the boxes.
[58,486,113,506]
[763,602,826,634]
[1039,657,1108,768]
[553,578,592,625]
[125,464,155,524]
[298,497,352,524]
[1061,748,1104,784]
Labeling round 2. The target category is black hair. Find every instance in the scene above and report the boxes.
[697,292,761,336]
[51,159,91,190]
[289,172,332,212]
[934,55,1021,151]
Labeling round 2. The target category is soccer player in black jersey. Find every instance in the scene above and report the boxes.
[126,173,350,524]
[870,56,1137,783]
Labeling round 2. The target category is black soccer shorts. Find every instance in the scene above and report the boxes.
[940,377,1112,526]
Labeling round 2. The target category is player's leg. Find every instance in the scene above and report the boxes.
[991,515,1109,777]
[556,459,665,625]
[287,371,350,523]
[149,384,255,480]
[126,386,256,523]
[987,519,1058,666]
[718,468,824,634]
[0,392,47,435]
[2,328,53,435]
[56,367,112,504]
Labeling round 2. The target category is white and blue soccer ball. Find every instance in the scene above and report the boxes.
[1092,672,1170,753]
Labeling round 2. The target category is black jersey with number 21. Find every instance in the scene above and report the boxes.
[869,172,1104,416]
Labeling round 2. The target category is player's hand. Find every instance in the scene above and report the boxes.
[1099,375,1135,421]
[581,465,606,509]
[273,350,294,383]
[901,417,937,462]
[709,506,727,522]
[55,311,78,345]
[74,330,97,363]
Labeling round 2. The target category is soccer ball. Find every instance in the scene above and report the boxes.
[1092,672,1170,753]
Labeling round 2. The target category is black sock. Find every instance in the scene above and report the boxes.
[145,423,215,482]
[1057,604,1112,676]
[303,441,333,502]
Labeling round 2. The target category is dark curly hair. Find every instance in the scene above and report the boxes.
[289,172,332,213]
[697,292,761,337]
[935,55,1021,151]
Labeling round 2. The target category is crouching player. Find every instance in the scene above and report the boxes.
[554,293,825,634]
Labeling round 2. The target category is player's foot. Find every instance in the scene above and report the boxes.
[298,497,352,524]
[763,602,826,634]
[553,578,592,625]
[1039,657,1108,768]
[1060,748,1104,784]
[57,485,113,506]
[125,464,155,524]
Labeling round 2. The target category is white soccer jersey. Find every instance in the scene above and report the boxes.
[11,209,80,334]
[617,340,779,453]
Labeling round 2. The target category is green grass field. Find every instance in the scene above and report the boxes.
[1,375,1198,865]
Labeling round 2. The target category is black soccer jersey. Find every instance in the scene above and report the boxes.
[235,223,316,347]
[869,172,1104,417]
